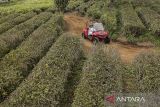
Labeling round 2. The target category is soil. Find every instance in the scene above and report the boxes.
[64,12,155,63]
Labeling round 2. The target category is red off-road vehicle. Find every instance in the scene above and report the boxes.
[82,22,110,44]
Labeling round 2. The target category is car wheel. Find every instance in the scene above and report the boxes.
[82,33,85,39]
[104,37,110,44]
[93,37,99,45]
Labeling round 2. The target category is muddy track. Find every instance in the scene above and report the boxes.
[64,12,155,63]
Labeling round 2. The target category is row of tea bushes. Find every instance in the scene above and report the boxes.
[137,7,160,36]
[0,13,20,24]
[132,52,160,93]
[72,45,123,107]
[0,11,36,34]
[100,7,117,35]
[72,46,160,107]
[122,52,160,107]
[131,0,155,7]
[0,14,63,102]
[86,1,104,19]
[0,12,52,58]
[151,4,160,15]
[67,0,83,11]
[119,0,132,4]
[76,0,94,15]
[1,34,83,107]
[120,4,146,36]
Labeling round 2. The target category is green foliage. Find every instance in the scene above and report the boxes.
[54,0,69,12]
[119,0,132,4]
[83,0,90,2]
[0,13,20,24]
[120,4,146,36]
[87,2,104,19]
[0,11,36,34]
[131,0,155,8]
[67,0,83,10]
[132,52,160,93]
[126,34,139,44]
[0,12,53,58]
[122,65,138,93]
[136,7,160,36]
[100,7,117,35]
[0,14,63,102]
[72,45,123,107]
[76,1,94,15]
[151,4,160,15]
[1,34,83,107]
[0,0,53,15]
[46,6,56,13]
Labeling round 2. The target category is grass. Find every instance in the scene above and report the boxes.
[0,0,53,15]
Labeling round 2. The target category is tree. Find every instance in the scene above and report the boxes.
[54,0,69,12]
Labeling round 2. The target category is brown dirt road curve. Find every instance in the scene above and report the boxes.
[64,12,155,63]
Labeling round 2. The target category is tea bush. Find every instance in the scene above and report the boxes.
[0,11,36,34]
[151,4,160,15]
[87,1,104,19]
[0,12,52,58]
[137,7,160,36]
[100,7,117,35]
[132,52,160,93]
[76,0,94,15]
[131,0,155,8]
[120,4,146,36]
[72,45,123,107]
[0,14,63,102]
[1,34,83,107]
[67,0,83,11]
[0,13,20,24]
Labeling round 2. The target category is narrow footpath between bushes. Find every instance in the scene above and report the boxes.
[64,12,155,63]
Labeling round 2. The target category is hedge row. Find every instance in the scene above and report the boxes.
[0,12,52,58]
[0,11,36,34]
[67,0,83,11]
[72,45,123,107]
[46,7,56,13]
[121,52,160,107]
[0,13,20,24]
[131,0,156,7]
[76,0,94,15]
[119,0,131,4]
[151,4,160,15]
[132,52,160,93]
[137,7,160,36]
[0,14,63,102]
[87,1,104,19]
[154,0,160,4]
[100,7,117,34]
[120,4,146,35]
[1,34,83,107]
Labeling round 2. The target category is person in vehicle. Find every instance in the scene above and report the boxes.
[88,23,96,36]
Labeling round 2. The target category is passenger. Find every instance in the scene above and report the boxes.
[88,24,96,36]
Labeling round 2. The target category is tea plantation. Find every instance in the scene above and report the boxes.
[0,0,159,106]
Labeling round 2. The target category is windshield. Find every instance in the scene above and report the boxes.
[93,23,104,31]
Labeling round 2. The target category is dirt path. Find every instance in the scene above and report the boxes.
[64,12,154,63]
